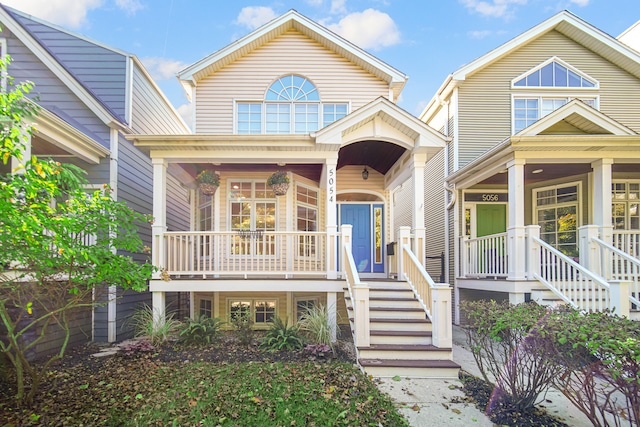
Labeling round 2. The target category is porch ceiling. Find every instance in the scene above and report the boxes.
[479,163,638,185]
[184,163,323,182]
[337,140,406,174]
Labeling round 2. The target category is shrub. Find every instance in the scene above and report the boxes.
[231,312,254,346]
[178,315,224,345]
[121,340,155,357]
[460,300,560,411]
[298,304,338,351]
[127,304,180,346]
[260,317,304,351]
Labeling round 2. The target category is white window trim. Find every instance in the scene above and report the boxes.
[511,93,599,134]
[612,180,640,230]
[295,183,320,260]
[196,295,214,318]
[532,180,583,250]
[511,56,599,89]
[227,298,277,328]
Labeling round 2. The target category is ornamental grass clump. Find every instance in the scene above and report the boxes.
[298,304,339,352]
[260,316,304,352]
[178,315,225,346]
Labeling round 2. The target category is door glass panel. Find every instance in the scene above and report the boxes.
[374,207,382,264]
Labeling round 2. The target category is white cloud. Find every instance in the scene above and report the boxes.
[177,103,193,130]
[327,9,400,50]
[569,0,589,6]
[236,6,278,30]
[115,0,144,15]
[2,0,103,28]
[460,0,528,18]
[140,57,188,81]
[330,0,347,14]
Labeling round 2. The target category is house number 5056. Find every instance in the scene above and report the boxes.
[482,194,499,202]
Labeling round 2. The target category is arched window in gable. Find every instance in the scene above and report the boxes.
[511,57,599,133]
[236,74,348,135]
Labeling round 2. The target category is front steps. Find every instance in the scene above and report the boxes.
[345,281,459,378]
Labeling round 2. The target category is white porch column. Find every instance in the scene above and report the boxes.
[412,153,427,264]
[592,159,613,245]
[609,281,631,318]
[507,159,526,281]
[324,157,338,279]
[327,292,337,342]
[152,159,168,279]
[579,225,600,274]
[397,226,412,281]
[152,291,166,330]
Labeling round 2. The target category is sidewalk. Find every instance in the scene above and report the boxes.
[375,325,592,426]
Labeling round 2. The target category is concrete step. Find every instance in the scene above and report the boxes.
[358,358,460,379]
[357,343,452,360]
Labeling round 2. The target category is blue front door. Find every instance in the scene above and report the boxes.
[340,204,384,274]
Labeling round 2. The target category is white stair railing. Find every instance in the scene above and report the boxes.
[532,236,611,312]
[398,226,452,348]
[593,236,640,308]
[340,225,369,348]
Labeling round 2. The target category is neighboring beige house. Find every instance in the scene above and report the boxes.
[128,10,458,378]
[420,10,640,323]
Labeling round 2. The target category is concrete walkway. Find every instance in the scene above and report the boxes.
[375,326,592,426]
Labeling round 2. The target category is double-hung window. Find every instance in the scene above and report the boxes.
[512,57,598,133]
[296,185,318,258]
[229,181,276,256]
[236,74,348,134]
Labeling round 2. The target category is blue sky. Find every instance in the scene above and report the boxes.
[4,0,639,125]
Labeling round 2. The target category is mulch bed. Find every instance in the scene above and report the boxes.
[456,371,569,427]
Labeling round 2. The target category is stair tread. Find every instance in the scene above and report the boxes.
[347,306,424,312]
[370,330,432,337]
[358,344,449,351]
[358,359,460,369]
[350,318,430,324]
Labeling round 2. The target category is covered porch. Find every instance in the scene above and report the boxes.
[449,100,640,320]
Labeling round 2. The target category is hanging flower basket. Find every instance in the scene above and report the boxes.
[199,183,219,195]
[196,170,220,196]
[267,171,290,196]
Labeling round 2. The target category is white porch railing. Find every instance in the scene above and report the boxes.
[531,235,611,313]
[460,232,508,278]
[163,231,326,277]
[592,236,640,308]
[341,225,370,347]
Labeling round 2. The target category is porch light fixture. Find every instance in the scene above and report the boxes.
[362,166,369,180]
[532,169,544,174]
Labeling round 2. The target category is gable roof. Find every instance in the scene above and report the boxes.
[421,10,640,121]
[518,99,636,136]
[177,10,407,101]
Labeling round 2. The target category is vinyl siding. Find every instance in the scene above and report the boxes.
[7,9,127,121]
[2,27,111,147]
[392,180,412,231]
[131,63,187,134]
[195,29,389,133]
[457,30,640,168]
[116,289,151,340]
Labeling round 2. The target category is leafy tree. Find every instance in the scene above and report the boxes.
[0,59,153,405]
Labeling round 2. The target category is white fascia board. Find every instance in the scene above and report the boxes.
[452,11,640,82]
[32,107,110,164]
[0,7,122,128]
[177,10,406,86]
[519,99,636,136]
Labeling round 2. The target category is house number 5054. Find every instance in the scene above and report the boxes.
[328,168,335,202]
[482,194,499,202]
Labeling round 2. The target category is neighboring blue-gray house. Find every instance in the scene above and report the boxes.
[0,4,191,354]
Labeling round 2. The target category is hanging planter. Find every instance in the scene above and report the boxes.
[267,170,290,196]
[196,170,220,195]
